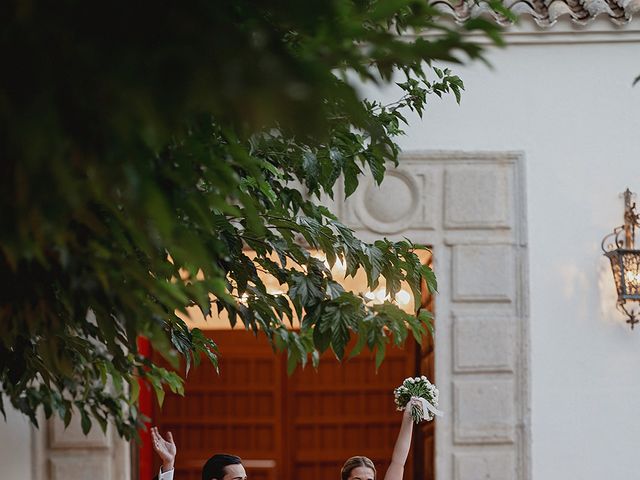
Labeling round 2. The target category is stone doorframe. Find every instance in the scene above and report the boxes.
[32,409,131,480]
[334,151,531,480]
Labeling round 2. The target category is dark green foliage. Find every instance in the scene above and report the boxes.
[0,0,503,439]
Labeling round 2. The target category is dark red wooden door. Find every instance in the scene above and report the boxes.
[152,332,429,480]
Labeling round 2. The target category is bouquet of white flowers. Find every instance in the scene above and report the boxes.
[393,376,442,423]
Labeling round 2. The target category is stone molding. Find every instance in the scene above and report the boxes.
[333,150,531,480]
[32,411,130,480]
[453,315,516,373]
[346,165,437,234]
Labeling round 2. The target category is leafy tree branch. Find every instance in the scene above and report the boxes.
[1,0,503,439]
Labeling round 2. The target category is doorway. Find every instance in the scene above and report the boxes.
[150,330,434,480]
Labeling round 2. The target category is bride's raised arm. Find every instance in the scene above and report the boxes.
[383,398,420,480]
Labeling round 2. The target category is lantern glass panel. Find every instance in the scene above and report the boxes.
[606,249,640,301]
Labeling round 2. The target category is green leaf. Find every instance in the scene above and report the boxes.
[343,161,362,198]
[80,410,92,435]
[326,281,345,300]
[302,150,321,191]
[150,376,166,407]
[363,244,384,287]
[93,410,108,434]
[313,323,332,353]
[375,341,387,371]
[420,264,438,293]
[286,355,297,375]
[288,273,323,307]
[418,309,434,336]
[63,406,72,428]
[111,369,124,396]
[311,350,320,369]
[129,378,140,405]
[349,321,369,359]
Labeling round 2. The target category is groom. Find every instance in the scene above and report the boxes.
[151,427,247,480]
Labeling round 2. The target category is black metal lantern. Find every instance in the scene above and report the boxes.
[602,189,640,329]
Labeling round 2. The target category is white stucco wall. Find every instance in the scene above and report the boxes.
[0,405,33,478]
[379,21,640,479]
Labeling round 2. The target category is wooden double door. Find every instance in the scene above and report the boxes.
[152,330,434,480]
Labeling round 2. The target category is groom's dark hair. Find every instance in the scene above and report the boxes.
[202,453,243,480]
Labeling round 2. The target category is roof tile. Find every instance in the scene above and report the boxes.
[432,0,640,26]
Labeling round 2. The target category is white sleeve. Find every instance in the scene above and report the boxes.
[159,467,174,480]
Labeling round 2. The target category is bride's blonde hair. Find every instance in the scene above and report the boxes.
[341,456,376,480]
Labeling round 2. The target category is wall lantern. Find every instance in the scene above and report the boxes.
[601,188,640,329]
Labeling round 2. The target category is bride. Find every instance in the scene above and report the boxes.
[151,397,423,480]
[340,397,422,480]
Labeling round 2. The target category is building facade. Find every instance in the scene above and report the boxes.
[2,5,640,480]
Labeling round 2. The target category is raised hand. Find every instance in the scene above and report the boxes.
[404,397,423,423]
[151,426,177,472]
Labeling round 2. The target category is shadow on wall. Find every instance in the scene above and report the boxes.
[554,256,627,328]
